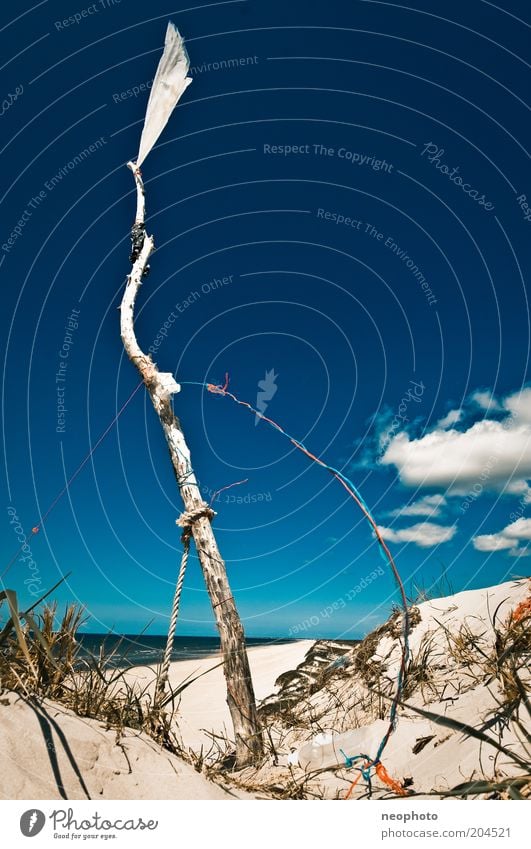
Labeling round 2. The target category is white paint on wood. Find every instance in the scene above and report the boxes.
[120,163,263,766]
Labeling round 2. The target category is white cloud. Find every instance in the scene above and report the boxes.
[472,534,515,552]
[508,546,531,558]
[388,494,447,518]
[377,521,457,548]
[435,409,462,429]
[473,516,531,556]
[470,390,502,411]
[381,388,531,497]
[504,388,531,424]
[501,517,531,540]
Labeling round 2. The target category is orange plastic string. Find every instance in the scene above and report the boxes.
[512,596,531,623]
[375,762,408,796]
[344,768,365,800]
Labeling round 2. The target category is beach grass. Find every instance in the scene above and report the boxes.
[1,579,530,800]
[0,587,184,756]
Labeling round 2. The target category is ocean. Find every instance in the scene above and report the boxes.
[76,634,290,669]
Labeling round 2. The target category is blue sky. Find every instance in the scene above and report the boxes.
[1,0,530,638]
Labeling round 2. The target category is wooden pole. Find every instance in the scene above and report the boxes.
[120,162,263,766]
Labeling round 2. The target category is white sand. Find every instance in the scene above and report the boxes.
[126,640,315,753]
[0,640,313,800]
[0,692,236,800]
[275,579,531,799]
[2,578,528,800]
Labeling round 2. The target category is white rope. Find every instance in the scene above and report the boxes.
[155,503,215,705]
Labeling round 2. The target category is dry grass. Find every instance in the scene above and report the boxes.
[0,587,183,755]
[230,590,531,800]
[401,634,437,701]
[2,583,530,801]
[397,592,531,798]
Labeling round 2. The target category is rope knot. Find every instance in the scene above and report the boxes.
[176,503,216,541]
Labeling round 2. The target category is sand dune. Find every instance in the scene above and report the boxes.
[0,640,313,800]
[126,639,315,753]
[1,579,529,801]
[253,578,531,799]
[0,692,236,800]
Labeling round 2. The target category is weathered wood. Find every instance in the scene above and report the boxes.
[120,162,263,766]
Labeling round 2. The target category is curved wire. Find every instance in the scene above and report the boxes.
[182,373,410,782]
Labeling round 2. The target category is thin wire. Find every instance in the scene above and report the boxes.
[1,366,410,792]
[181,374,410,777]
[1,381,144,581]
[210,477,249,506]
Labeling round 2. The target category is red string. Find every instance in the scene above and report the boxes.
[1,381,144,582]
[205,374,410,768]
[209,477,249,506]
[207,372,230,396]
[206,378,406,615]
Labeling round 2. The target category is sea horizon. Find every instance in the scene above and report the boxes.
[75,633,359,668]
[75,633,297,668]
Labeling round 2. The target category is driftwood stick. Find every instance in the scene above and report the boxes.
[120,162,263,766]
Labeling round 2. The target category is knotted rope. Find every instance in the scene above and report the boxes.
[154,503,216,705]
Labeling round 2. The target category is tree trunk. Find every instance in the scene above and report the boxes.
[120,162,263,766]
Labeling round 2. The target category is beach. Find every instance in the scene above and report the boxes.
[125,639,315,753]
[0,639,314,800]
[1,580,529,801]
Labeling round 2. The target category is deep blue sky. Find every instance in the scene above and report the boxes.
[1,0,530,637]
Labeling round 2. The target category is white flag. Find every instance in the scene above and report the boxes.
[136,22,192,168]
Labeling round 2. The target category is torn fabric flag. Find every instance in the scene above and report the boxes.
[136,22,192,168]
